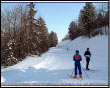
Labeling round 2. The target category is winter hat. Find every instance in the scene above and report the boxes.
[87,48,89,50]
[76,50,79,53]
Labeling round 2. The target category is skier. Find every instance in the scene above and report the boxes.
[67,47,68,51]
[84,48,91,70]
[73,50,82,79]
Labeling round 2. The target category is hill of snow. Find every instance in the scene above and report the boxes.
[1,35,108,86]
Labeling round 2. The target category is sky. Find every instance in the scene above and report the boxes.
[1,2,86,42]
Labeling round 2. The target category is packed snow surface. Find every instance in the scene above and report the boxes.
[1,35,108,86]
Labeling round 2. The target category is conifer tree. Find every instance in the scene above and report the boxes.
[36,17,49,53]
[49,31,58,47]
[26,2,38,55]
[68,21,78,40]
[79,3,96,38]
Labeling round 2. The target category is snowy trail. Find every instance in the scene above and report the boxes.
[1,35,108,86]
[33,48,74,70]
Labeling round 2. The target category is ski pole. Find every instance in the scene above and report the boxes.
[72,68,75,74]
[90,59,99,71]
[81,66,89,78]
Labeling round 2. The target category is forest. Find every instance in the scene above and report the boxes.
[62,3,109,41]
[1,3,58,67]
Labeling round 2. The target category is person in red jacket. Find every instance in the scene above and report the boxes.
[73,50,82,79]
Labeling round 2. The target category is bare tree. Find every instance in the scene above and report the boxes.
[1,3,29,66]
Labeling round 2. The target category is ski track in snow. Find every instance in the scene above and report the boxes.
[1,35,108,86]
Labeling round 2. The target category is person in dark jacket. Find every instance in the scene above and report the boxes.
[84,48,91,70]
[73,50,82,79]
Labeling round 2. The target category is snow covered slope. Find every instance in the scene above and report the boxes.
[1,35,108,86]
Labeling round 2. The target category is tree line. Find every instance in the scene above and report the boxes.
[62,2,109,41]
[1,3,58,67]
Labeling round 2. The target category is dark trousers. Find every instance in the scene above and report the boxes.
[75,61,82,75]
[86,57,90,69]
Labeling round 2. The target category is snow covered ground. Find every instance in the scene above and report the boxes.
[1,35,108,86]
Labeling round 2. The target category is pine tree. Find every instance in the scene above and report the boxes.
[54,32,58,46]
[26,2,38,55]
[68,21,78,40]
[27,2,37,33]
[36,17,49,53]
[78,10,86,36]
[49,31,58,47]
[79,3,96,38]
